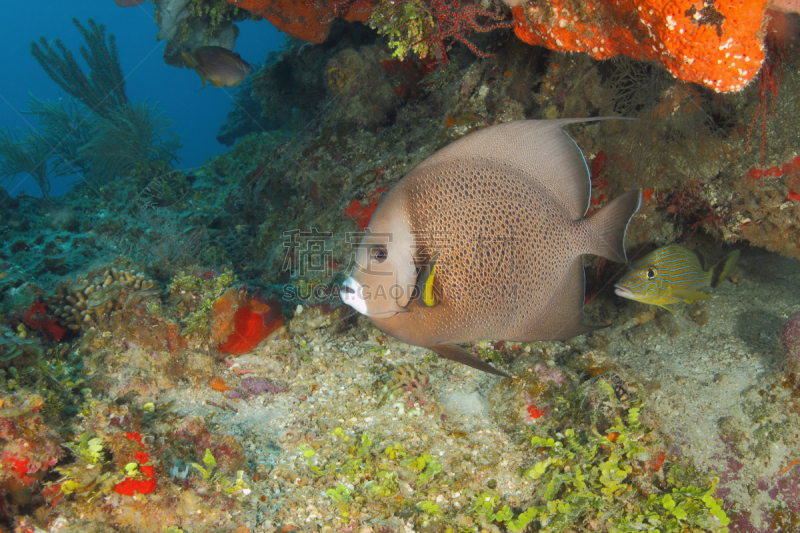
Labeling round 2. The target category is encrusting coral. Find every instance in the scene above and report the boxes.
[0,391,63,512]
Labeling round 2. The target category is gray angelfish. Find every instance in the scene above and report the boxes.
[341,119,641,377]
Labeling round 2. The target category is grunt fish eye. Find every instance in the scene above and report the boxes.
[646,268,657,279]
[372,247,388,263]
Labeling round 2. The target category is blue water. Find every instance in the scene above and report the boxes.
[0,1,283,196]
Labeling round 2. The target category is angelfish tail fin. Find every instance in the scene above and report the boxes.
[710,249,740,288]
[585,189,642,263]
[429,343,510,378]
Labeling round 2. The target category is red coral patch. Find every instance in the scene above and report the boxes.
[23,302,65,341]
[217,299,283,355]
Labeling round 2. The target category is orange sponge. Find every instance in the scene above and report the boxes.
[511,0,770,92]
[226,0,372,43]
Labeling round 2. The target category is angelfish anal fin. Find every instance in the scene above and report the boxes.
[429,343,510,378]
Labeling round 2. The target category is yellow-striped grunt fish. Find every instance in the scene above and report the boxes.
[614,244,739,310]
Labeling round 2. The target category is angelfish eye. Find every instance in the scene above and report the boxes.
[372,247,388,263]
[646,268,657,279]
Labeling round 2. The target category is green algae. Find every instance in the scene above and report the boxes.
[168,267,237,338]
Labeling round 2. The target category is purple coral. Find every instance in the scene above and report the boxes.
[532,363,567,385]
[783,311,800,373]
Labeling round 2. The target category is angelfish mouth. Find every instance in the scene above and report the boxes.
[340,277,368,315]
[613,284,635,299]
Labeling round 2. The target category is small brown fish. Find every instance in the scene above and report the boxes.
[114,0,146,6]
[341,119,641,377]
[181,46,251,88]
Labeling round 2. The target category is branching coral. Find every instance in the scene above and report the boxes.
[30,18,129,120]
[47,265,158,333]
[26,96,95,179]
[0,96,97,197]
[22,20,181,193]
[368,0,512,61]
[73,103,181,188]
[78,102,182,184]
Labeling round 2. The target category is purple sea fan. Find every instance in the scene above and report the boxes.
[783,311,800,373]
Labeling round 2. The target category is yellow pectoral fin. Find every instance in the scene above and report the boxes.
[672,289,711,303]
[423,262,437,307]
[180,50,196,69]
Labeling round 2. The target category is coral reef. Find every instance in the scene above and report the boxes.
[215,65,279,146]
[246,27,377,136]
[325,47,400,130]
[45,397,253,532]
[0,391,62,515]
[511,0,769,92]
[46,265,157,334]
[168,268,238,341]
[732,163,800,259]
[6,9,800,533]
